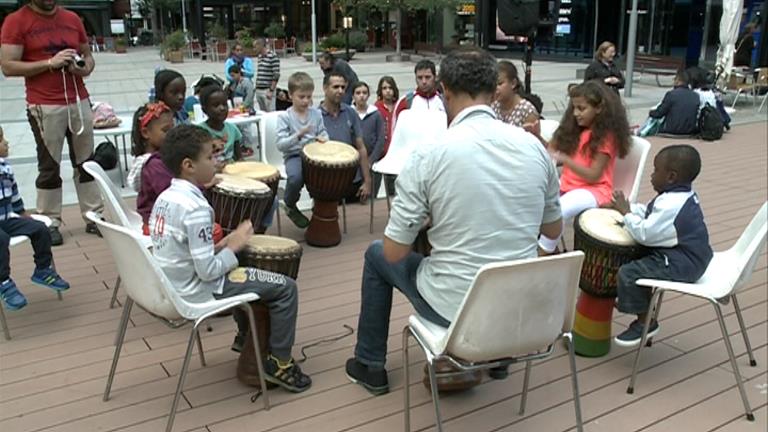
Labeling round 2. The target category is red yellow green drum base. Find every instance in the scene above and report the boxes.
[572,291,615,357]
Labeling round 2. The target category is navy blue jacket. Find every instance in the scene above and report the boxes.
[623,183,713,281]
[649,86,701,135]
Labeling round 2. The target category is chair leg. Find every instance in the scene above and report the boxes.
[56,291,63,301]
[713,302,755,421]
[627,288,663,394]
[275,203,282,236]
[166,325,200,432]
[242,303,270,411]
[110,276,121,309]
[195,328,207,367]
[519,360,532,415]
[731,295,757,367]
[646,290,665,347]
[566,333,584,432]
[369,193,375,234]
[342,199,347,234]
[104,297,133,401]
[426,360,444,432]
[0,302,10,340]
[402,327,412,432]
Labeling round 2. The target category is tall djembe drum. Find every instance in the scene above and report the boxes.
[572,208,647,357]
[301,141,359,247]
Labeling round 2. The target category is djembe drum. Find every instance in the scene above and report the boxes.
[235,235,303,388]
[413,226,482,393]
[301,141,359,247]
[208,174,272,233]
[223,161,280,198]
[572,208,648,357]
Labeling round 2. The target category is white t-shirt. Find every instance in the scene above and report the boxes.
[385,105,562,320]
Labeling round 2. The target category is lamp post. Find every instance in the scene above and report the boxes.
[343,16,353,61]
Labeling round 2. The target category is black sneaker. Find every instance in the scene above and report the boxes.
[85,222,102,237]
[345,358,389,396]
[231,332,245,353]
[282,203,309,229]
[615,319,660,348]
[264,355,312,393]
[48,226,63,246]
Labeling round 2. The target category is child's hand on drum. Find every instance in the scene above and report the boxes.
[202,175,222,189]
[298,125,312,138]
[612,191,630,215]
[227,221,254,253]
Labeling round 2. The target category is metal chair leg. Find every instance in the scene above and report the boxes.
[402,327,412,432]
[342,199,347,234]
[369,193,375,234]
[713,302,755,421]
[166,325,200,432]
[0,302,10,340]
[195,329,206,367]
[426,360,444,432]
[242,303,270,411]
[104,297,133,401]
[566,333,584,432]
[646,290,665,347]
[731,295,757,367]
[56,291,63,301]
[519,360,532,415]
[110,276,121,309]
[627,288,663,394]
[275,201,282,236]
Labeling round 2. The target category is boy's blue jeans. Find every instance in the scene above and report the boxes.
[354,240,450,370]
[0,217,53,281]
[617,253,675,315]
[284,155,303,209]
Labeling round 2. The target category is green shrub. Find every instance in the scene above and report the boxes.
[162,30,186,51]
[265,22,285,39]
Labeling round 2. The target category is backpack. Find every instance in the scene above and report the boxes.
[91,141,118,171]
[698,103,724,141]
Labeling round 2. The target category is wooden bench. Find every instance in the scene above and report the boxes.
[631,54,685,86]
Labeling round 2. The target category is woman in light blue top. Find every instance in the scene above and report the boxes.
[224,43,254,84]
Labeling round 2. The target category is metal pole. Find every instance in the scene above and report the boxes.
[648,0,656,54]
[699,0,712,61]
[625,0,640,97]
[181,0,187,34]
[592,0,599,55]
[618,0,627,55]
[345,26,350,60]
[311,0,317,64]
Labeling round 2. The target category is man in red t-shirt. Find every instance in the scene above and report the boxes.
[0,0,103,245]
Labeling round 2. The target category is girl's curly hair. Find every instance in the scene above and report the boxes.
[552,81,631,159]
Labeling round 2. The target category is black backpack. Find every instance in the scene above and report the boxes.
[698,103,724,141]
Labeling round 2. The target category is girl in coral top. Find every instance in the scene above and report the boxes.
[538,81,631,253]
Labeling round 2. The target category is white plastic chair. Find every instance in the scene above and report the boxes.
[88,212,270,432]
[0,215,62,340]
[403,251,586,432]
[539,118,560,143]
[370,110,447,232]
[626,202,767,422]
[83,161,147,308]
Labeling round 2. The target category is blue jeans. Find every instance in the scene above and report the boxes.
[354,240,450,369]
[617,253,674,315]
[284,155,303,209]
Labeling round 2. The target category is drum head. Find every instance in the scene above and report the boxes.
[245,235,302,255]
[577,208,636,247]
[214,174,270,195]
[302,141,359,166]
[223,161,279,181]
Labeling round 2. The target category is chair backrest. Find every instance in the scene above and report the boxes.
[614,136,652,203]
[83,161,143,230]
[728,202,768,293]
[86,212,181,321]
[260,111,285,176]
[539,119,560,142]
[442,251,585,362]
[757,67,768,86]
[372,109,446,175]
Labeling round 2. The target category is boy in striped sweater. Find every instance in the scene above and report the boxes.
[0,126,69,311]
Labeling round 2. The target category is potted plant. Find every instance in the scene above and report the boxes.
[162,30,186,63]
[114,37,127,54]
[237,28,256,56]
[265,22,286,40]
[208,22,229,53]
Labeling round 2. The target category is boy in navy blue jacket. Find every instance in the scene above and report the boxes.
[0,126,69,311]
[612,144,713,346]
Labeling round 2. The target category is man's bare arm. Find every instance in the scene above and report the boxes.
[1,44,76,77]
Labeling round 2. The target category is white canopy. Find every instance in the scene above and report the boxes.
[716,0,744,85]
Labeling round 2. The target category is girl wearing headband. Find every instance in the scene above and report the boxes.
[127,102,173,193]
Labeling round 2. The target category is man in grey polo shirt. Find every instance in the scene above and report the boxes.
[344,48,563,395]
[319,71,371,202]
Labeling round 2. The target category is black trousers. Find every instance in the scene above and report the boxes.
[0,217,53,281]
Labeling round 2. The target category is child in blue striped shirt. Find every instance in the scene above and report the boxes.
[0,126,69,311]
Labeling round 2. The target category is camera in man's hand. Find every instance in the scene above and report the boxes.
[72,54,86,68]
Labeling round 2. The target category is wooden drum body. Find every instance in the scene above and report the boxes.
[301,141,359,247]
[572,208,648,357]
[209,174,272,233]
[235,235,303,388]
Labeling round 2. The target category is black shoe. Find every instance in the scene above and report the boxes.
[264,355,312,393]
[614,319,660,347]
[345,358,389,395]
[488,364,509,380]
[231,332,245,353]
[85,222,102,237]
[48,227,63,246]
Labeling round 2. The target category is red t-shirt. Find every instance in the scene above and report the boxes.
[559,129,618,206]
[0,6,89,105]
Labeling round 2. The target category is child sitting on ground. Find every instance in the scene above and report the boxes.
[612,144,713,346]
[275,72,329,228]
[149,125,311,392]
[0,126,69,311]
[127,102,174,192]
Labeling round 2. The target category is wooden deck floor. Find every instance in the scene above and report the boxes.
[1,121,766,432]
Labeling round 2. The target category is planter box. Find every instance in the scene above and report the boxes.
[302,49,356,62]
[167,49,184,63]
[114,44,127,54]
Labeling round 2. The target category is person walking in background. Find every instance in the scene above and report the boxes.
[253,38,280,112]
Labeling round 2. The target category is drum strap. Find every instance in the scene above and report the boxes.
[312,214,338,223]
